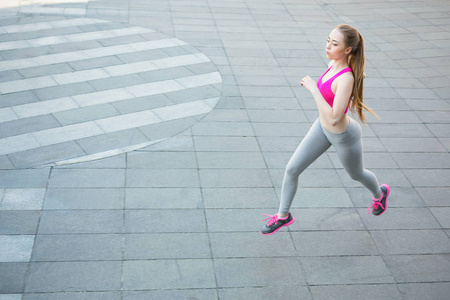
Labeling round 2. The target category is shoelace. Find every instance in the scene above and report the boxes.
[261,214,279,226]
[367,199,385,214]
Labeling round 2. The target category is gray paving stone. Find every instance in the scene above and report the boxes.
[124,233,211,259]
[200,169,272,188]
[25,261,122,293]
[218,286,312,300]
[205,209,269,232]
[384,254,450,283]
[122,259,216,290]
[22,292,121,300]
[430,207,450,228]
[125,187,202,209]
[371,229,450,255]
[126,169,200,187]
[0,211,40,234]
[77,129,149,154]
[348,186,425,208]
[0,188,45,210]
[127,151,197,169]
[33,82,96,101]
[416,187,450,206]
[310,284,402,300]
[111,94,174,114]
[53,104,120,126]
[48,169,125,188]
[54,154,126,169]
[8,142,86,169]
[403,169,450,187]
[288,208,366,231]
[193,136,260,152]
[0,263,28,293]
[397,282,450,300]
[0,169,50,188]
[301,256,394,285]
[0,114,61,139]
[359,207,441,230]
[125,209,206,233]
[292,231,379,256]
[44,188,124,210]
[214,258,306,288]
[139,116,198,140]
[270,169,343,188]
[32,234,123,261]
[197,151,266,169]
[202,187,277,209]
[380,137,447,152]
[0,235,34,262]
[122,290,217,300]
[210,232,296,258]
[0,156,14,170]
[38,210,123,234]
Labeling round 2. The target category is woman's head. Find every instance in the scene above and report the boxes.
[333,24,376,123]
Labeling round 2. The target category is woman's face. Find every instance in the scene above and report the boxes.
[326,28,351,60]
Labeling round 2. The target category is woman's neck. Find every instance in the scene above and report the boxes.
[331,58,349,71]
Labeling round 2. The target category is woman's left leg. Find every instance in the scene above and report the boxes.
[331,119,382,199]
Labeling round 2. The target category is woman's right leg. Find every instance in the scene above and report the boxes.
[278,119,332,216]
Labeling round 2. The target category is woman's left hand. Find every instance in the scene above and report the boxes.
[301,76,318,93]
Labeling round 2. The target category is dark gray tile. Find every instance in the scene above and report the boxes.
[122,259,216,290]
[416,187,450,206]
[0,211,40,234]
[210,232,296,258]
[0,263,28,293]
[124,233,211,259]
[202,187,278,209]
[8,142,86,169]
[397,282,450,300]
[77,129,149,154]
[25,261,122,292]
[289,208,366,231]
[301,256,394,285]
[371,230,450,254]
[32,234,123,261]
[384,254,450,283]
[359,208,441,230]
[125,188,202,209]
[34,82,96,101]
[38,210,123,234]
[0,114,61,139]
[52,104,120,126]
[122,290,217,300]
[292,231,379,256]
[310,284,402,300]
[219,286,312,300]
[44,188,124,210]
[125,209,206,233]
[23,292,121,300]
[214,258,306,288]
[48,169,125,188]
[126,169,200,188]
[127,151,197,169]
[200,169,272,188]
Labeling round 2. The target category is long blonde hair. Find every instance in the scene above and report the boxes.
[336,24,377,123]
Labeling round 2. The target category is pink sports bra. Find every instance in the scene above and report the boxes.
[317,66,352,113]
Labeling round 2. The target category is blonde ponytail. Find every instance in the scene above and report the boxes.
[336,24,377,123]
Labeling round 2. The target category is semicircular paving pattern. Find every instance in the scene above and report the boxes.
[0,16,222,169]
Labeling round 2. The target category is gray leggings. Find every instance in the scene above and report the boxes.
[278,117,382,215]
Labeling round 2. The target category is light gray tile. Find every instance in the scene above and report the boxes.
[214,258,306,288]
[310,284,402,300]
[122,259,216,290]
[126,169,200,188]
[384,254,450,283]
[0,235,34,262]
[292,231,379,256]
[44,188,124,210]
[124,233,211,259]
[0,189,45,210]
[397,283,450,300]
[301,256,394,285]
[219,287,312,300]
[125,188,202,209]
[48,169,125,188]
[32,234,123,261]
[26,261,122,292]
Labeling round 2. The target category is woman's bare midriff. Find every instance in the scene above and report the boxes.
[319,114,350,133]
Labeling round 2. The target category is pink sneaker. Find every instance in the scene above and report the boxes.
[368,184,390,216]
[260,213,295,235]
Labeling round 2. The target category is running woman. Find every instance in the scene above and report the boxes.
[261,24,390,235]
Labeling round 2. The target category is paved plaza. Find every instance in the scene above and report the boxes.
[0,0,449,299]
